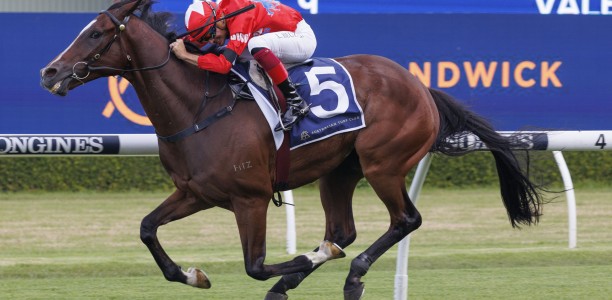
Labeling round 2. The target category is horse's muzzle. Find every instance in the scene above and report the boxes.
[40,67,75,96]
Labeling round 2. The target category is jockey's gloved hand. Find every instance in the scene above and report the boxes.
[183,41,205,54]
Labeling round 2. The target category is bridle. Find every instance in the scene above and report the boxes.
[70,7,171,83]
[69,1,234,144]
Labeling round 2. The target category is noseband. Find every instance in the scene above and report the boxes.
[70,9,171,83]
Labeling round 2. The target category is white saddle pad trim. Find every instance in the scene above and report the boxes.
[247,82,285,150]
[230,68,284,150]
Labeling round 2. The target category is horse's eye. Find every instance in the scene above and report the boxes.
[90,31,102,39]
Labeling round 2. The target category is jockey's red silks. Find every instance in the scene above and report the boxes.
[253,48,288,85]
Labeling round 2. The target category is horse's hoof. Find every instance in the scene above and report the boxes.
[183,267,211,289]
[344,283,365,300]
[325,241,347,259]
[264,291,289,300]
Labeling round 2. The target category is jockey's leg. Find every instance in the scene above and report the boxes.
[248,21,316,131]
[251,47,309,131]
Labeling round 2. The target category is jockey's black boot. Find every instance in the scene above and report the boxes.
[275,78,310,131]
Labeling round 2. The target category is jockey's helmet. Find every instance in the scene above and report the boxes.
[185,1,219,41]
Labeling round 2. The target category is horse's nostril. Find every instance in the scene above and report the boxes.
[42,67,57,78]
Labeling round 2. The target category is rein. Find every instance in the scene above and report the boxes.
[87,48,172,73]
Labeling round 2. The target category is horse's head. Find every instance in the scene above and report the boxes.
[40,0,159,96]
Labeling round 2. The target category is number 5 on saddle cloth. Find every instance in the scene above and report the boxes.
[229,57,366,150]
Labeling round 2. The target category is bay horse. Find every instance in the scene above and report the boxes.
[39,0,542,299]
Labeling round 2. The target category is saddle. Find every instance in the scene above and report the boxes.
[228,59,313,106]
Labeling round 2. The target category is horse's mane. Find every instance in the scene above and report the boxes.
[110,0,179,42]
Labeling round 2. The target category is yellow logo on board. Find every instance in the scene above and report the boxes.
[102,76,152,126]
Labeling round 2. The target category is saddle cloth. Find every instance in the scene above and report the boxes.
[230,57,366,150]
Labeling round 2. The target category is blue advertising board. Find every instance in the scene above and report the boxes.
[1,2,611,134]
[155,0,612,15]
[284,0,612,15]
[307,13,612,131]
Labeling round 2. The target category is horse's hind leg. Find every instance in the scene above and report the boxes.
[267,153,363,299]
[140,189,212,288]
[344,176,422,299]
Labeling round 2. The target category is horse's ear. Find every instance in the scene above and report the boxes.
[112,0,144,19]
[125,0,144,16]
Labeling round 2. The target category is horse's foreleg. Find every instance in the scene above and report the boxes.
[265,242,349,300]
[140,190,212,288]
[267,160,362,299]
[264,244,341,300]
[233,198,345,283]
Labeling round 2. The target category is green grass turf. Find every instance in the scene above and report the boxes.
[0,187,610,299]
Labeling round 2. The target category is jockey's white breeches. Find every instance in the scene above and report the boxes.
[247,20,317,64]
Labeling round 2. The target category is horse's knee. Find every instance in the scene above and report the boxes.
[410,210,422,230]
[244,257,271,281]
[245,255,311,281]
[245,265,269,281]
[139,216,157,244]
[387,210,423,243]
[413,212,423,229]
[396,211,422,237]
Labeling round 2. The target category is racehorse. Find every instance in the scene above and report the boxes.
[39,0,543,299]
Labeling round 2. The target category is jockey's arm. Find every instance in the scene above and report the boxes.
[170,39,237,74]
[196,48,237,74]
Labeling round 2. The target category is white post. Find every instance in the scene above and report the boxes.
[394,153,434,300]
[284,190,297,254]
[552,151,577,249]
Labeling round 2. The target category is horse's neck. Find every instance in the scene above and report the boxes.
[126,43,217,136]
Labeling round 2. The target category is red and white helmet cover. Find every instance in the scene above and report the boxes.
[185,1,218,41]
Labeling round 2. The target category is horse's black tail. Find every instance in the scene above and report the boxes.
[428,88,542,228]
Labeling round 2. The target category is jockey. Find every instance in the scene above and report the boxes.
[170,0,316,131]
